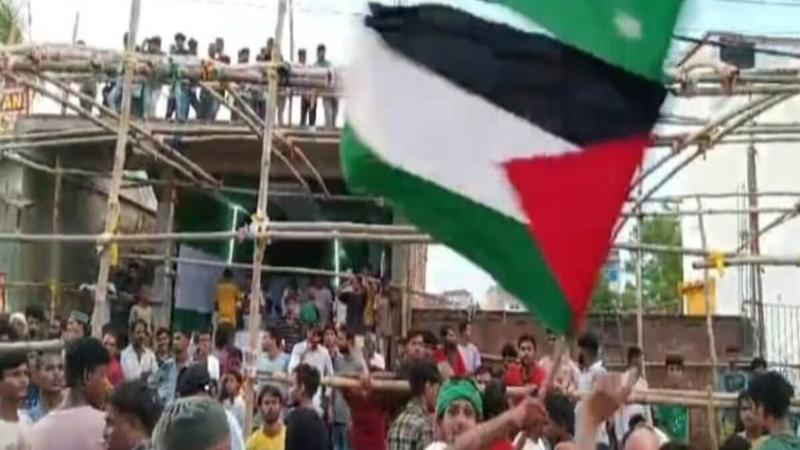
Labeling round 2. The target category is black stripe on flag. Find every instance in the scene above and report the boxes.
[365,3,666,147]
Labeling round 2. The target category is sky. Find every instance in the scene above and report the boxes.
[23,0,800,301]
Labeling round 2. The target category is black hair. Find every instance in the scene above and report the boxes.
[317,43,326,52]
[439,325,454,339]
[660,443,689,450]
[750,357,767,372]
[626,346,643,365]
[110,380,163,434]
[0,314,19,341]
[665,353,685,368]
[25,303,46,322]
[258,384,284,405]
[474,365,491,377]
[748,371,794,420]
[222,268,233,279]
[405,329,425,342]
[129,319,148,335]
[545,391,575,436]
[156,327,170,339]
[176,364,211,397]
[719,435,752,450]
[265,326,282,345]
[501,343,517,359]
[0,349,28,379]
[406,359,442,397]
[518,333,537,349]
[65,337,110,388]
[293,363,320,399]
[482,379,508,420]
[458,321,471,334]
[421,330,439,348]
[577,331,600,356]
[734,390,753,433]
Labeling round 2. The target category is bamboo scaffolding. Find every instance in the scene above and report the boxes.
[3,44,339,91]
[696,197,720,450]
[195,81,313,194]
[91,0,142,338]
[242,0,287,434]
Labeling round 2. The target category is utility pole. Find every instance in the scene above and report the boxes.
[91,0,141,338]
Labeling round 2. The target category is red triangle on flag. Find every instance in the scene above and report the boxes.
[503,135,648,329]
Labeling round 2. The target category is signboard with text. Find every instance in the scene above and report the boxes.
[0,78,29,133]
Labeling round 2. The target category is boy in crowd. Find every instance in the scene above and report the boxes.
[748,372,800,450]
[26,350,65,423]
[104,380,163,450]
[388,359,442,450]
[28,337,110,450]
[504,334,546,390]
[0,349,30,450]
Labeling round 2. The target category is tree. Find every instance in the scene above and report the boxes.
[626,214,684,308]
[0,0,24,45]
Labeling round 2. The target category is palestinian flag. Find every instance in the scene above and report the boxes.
[341,1,683,333]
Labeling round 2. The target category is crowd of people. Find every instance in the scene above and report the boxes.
[2,286,800,450]
[79,33,339,128]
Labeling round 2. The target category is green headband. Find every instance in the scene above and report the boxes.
[435,378,483,420]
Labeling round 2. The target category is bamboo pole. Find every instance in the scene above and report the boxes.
[243,0,287,434]
[60,12,80,116]
[634,171,646,380]
[696,196,720,450]
[49,156,63,318]
[92,0,142,338]
[694,255,800,268]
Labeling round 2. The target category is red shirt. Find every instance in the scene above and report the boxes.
[503,361,546,387]
[434,348,467,378]
[347,394,388,450]
[490,440,514,450]
[107,357,124,387]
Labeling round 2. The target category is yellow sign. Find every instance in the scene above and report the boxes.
[0,88,28,113]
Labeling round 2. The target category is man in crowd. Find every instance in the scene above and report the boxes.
[614,346,649,440]
[457,322,481,376]
[0,349,29,450]
[310,276,334,327]
[388,359,442,450]
[28,337,109,450]
[129,286,155,334]
[338,275,368,339]
[315,44,337,128]
[747,372,799,450]
[176,364,245,450]
[424,378,546,450]
[155,327,171,364]
[153,396,231,450]
[504,334,546,391]
[751,357,768,377]
[332,329,368,450]
[288,326,334,416]
[104,380,163,450]
[539,329,579,395]
[196,328,221,381]
[279,298,305,352]
[257,327,290,378]
[654,353,690,444]
[543,391,575,449]
[26,349,65,423]
[103,329,125,387]
[246,384,286,450]
[216,268,241,328]
[297,48,316,127]
[152,329,192,406]
[24,304,46,340]
[286,363,329,450]
[121,319,158,381]
[435,326,466,379]
[575,331,609,450]
[65,310,90,342]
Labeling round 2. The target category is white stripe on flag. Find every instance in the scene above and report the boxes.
[346,29,580,223]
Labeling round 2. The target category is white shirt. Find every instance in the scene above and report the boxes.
[614,375,650,438]
[369,352,386,371]
[424,443,447,450]
[288,341,334,415]
[224,395,246,430]
[458,342,482,375]
[225,409,246,450]
[206,354,221,381]
[0,415,31,450]
[576,360,609,445]
[120,345,158,381]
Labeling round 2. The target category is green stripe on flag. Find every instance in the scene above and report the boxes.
[490,0,683,81]
[341,124,574,333]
